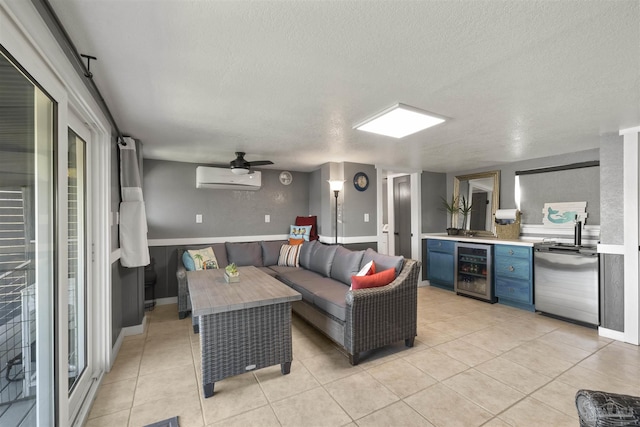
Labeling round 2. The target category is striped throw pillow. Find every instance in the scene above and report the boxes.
[278,244,301,267]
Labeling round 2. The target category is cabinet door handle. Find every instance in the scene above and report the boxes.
[508,249,514,255]
[508,266,515,272]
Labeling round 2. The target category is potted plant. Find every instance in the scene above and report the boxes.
[441,195,460,235]
[224,263,240,283]
[460,195,473,234]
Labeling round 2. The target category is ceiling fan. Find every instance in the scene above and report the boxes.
[229,152,273,175]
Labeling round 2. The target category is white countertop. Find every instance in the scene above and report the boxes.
[421,233,542,247]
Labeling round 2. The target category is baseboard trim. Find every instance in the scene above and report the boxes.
[154,296,177,306]
[123,314,147,337]
[110,330,125,369]
[598,326,626,341]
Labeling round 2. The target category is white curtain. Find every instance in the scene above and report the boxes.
[119,137,150,267]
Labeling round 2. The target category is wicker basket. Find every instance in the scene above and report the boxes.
[495,211,521,240]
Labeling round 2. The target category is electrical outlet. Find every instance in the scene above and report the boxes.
[196,214,203,223]
[364,213,370,222]
[265,214,270,223]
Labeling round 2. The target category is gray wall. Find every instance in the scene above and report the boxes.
[308,168,322,230]
[343,162,377,237]
[600,134,624,244]
[110,138,122,346]
[599,132,625,332]
[518,165,600,225]
[446,148,600,224]
[144,159,310,239]
[421,171,447,233]
[111,138,145,345]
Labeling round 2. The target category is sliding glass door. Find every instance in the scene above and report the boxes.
[0,48,55,425]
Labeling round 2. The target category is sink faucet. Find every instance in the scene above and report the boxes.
[574,215,582,246]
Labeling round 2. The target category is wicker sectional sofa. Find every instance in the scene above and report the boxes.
[176,240,421,365]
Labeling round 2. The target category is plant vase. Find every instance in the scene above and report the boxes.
[224,271,240,283]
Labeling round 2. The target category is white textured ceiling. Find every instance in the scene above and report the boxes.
[48,0,639,173]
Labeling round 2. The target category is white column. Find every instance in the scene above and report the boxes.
[622,126,640,345]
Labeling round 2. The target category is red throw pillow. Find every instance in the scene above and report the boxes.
[295,216,318,241]
[351,267,395,290]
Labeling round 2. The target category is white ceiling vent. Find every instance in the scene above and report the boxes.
[196,166,262,190]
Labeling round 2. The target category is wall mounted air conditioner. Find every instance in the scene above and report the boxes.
[196,166,262,190]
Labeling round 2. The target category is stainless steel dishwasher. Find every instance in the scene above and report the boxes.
[534,243,599,326]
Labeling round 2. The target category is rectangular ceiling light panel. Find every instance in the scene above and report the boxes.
[354,103,445,138]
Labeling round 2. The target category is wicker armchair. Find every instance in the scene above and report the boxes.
[343,258,420,364]
[576,389,640,426]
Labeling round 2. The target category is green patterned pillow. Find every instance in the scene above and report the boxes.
[187,247,219,270]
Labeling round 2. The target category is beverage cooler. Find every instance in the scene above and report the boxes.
[455,243,495,303]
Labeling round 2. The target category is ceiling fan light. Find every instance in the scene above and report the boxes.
[231,167,249,175]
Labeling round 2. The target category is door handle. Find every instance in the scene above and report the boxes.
[394,232,399,235]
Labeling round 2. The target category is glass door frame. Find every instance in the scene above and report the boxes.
[3,2,114,425]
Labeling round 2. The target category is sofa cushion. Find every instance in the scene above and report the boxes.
[207,243,226,268]
[313,282,348,321]
[351,267,396,290]
[298,240,317,269]
[290,224,312,241]
[225,241,263,267]
[277,270,328,304]
[361,248,404,277]
[182,251,196,271]
[278,244,301,267]
[309,243,338,277]
[268,265,302,276]
[187,247,219,270]
[330,246,364,285]
[257,266,278,277]
[261,240,285,266]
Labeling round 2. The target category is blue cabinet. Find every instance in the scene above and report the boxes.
[426,239,456,291]
[494,245,534,311]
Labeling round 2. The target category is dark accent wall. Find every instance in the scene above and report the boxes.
[144,160,310,239]
[421,171,447,233]
[110,261,121,347]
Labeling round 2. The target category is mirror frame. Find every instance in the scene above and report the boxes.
[453,170,500,236]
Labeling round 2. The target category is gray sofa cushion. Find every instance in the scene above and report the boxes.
[313,281,348,321]
[268,265,303,276]
[277,269,328,304]
[309,243,338,277]
[298,240,317,269]
[258,266,278,277]
[225,241,263,267]
[261,240,286,266]
[212,243,228,268]
[362,248,404,276]
[330,246,364,285]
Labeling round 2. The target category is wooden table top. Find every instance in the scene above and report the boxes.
[187,266,301,316]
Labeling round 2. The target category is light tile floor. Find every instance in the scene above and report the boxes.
[85,285,640,427]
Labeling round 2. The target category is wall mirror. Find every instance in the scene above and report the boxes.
[453,170,500,236]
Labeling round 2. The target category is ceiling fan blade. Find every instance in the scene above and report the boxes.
[248,160,274,166]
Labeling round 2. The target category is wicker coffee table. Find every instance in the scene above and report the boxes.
[187,266,301,398]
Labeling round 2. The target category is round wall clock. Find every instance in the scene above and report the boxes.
[279,171,293,185]
[353,172,369,191]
